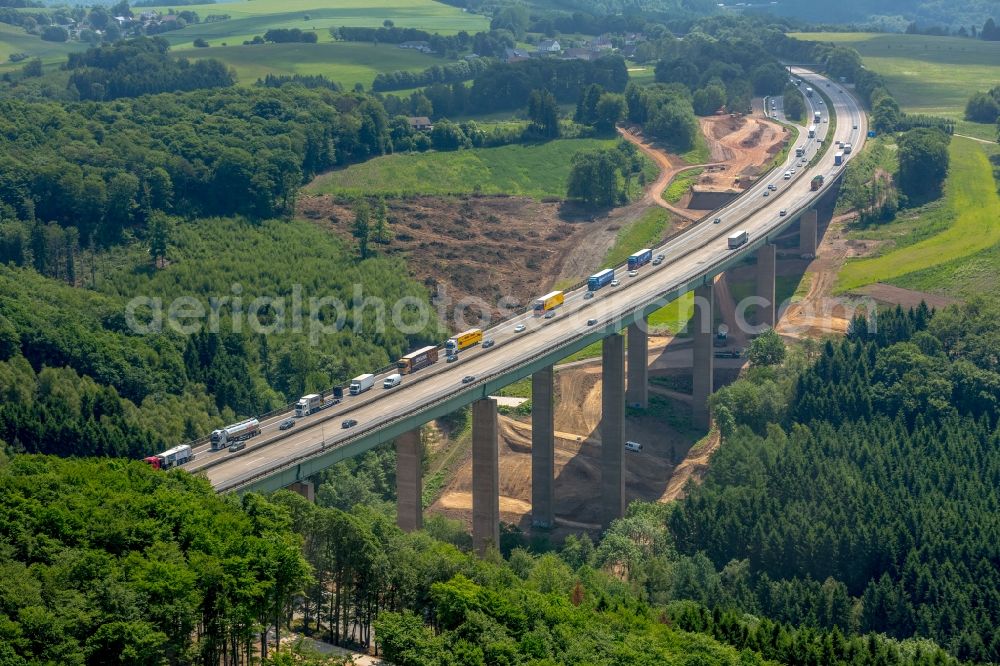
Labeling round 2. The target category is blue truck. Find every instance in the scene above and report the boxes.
[588,268,615,291]
[627,248,653,271]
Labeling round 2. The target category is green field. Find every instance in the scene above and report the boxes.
[664,168,703,203]
[837,137,1000,293]
[307,138,647,199]
[175,40,443,88]
[148,0,487,47]
[0,23,84,74]
[602,208,671,267]
[790,32,1000,136]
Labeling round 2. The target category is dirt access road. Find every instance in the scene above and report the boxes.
[618,111,786,221]
[617,127,720,220]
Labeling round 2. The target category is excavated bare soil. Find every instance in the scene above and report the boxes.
[429,341,742,537]
[696,114,788,192]
[298,194,631,322]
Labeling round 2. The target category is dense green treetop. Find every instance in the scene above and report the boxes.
[675,300,1000,662]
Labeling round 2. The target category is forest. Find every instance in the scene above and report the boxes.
[0,218,441,458]
[0,453,969,666]
[672,300,1000,662]
[66,37,234,101]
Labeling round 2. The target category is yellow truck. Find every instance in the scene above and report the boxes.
[533,290,565,313]
[445,328,483,355]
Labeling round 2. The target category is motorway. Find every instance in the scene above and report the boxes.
[191,67,868,493]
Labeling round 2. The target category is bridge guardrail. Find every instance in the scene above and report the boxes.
[214,72,860,491]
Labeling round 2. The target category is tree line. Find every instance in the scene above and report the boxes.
[66,37,234,100]
[371,57,493,93]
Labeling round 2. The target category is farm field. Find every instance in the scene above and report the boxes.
[0,23,85,74]
[790,32,1000,137]
[173,41,443,88]
[307,138,649,200]
[837,137,1000,294]
[147,0,488,47]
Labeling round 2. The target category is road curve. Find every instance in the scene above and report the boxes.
[193,68,867,493]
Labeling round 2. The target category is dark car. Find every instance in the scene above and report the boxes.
[446,354,459,363]
[587,318,598,326]
[228,440,246,452]
[279,418,295,431]
[462,375,476,384]
[544,311,556,319]
[482,338,495,349]
[341,419,358,429]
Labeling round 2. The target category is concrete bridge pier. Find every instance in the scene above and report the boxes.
[601,334,625,527]
[531,366,555,529]
[692,282,714,430]
[756,243,776,328]
[287,480,315,503]
[799,209,818,258]
[472,398,500,556]
[626,321,648,409]
[395,428,423,533]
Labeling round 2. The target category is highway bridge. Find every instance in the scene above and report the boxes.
[186,68,868,553]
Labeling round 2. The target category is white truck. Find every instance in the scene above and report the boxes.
[295,394,322,417]
[843,143,853,154]
[144,444,193,469]
[383,373,402,389]
[813,110,821,123]
[210,418,261,450]
[349,373,375,395]
[727,230,749,249]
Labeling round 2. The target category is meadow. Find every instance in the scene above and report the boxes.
[0,22,84,74]
[307,138,648,199]
[837,137,1000,293]
[2,0,486,81]
[148,0,488,47]
[790,32,1000,139]
[174,40,443,88]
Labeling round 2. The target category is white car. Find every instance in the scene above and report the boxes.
[514,324,526,333]
[611,279,620,286]
[628,270,639,277]
[768,183,777,191]
[779,209,787,217]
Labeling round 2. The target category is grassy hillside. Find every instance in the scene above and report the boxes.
[790,32,1000,139]
[174,40,444,89]
[0,23,84,74]
[307,138,652,199]
[837,137,1000,294]
[147,0,488,47]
